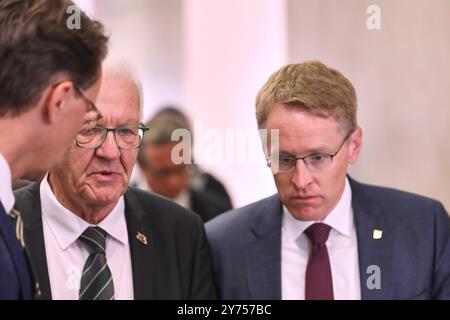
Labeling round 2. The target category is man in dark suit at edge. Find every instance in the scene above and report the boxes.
[0,0,108,299]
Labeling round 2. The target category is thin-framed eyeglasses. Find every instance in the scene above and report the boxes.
[267,130,354,173]
[75,124,150,149]
[72,83,103,129]
[51,80,103,130]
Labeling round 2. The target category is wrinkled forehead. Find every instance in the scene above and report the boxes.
[96,75,141,125]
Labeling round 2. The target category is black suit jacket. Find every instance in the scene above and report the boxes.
[14,183,216,300]
[190,190,232,223]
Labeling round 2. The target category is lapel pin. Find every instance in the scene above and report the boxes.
[373,229,383,240]
[136,232,148,245]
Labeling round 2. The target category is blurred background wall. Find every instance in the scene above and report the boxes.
[75,0,450,211]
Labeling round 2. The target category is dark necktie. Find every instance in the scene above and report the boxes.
[78,227,115,300]
[304,223,334,300]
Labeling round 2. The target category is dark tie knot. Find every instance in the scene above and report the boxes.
[305,223,331,245]
[79,226,107,254]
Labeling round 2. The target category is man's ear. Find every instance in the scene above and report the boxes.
[347,127,362,165]
[40,81,74,125]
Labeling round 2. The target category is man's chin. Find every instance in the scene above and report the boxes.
[87,188,126,205]
[286,204,327,222]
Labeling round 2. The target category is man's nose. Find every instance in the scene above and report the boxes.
[290,159,313,190]
[95,131,121,160]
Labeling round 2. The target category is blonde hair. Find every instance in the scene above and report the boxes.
[255,61,357,133]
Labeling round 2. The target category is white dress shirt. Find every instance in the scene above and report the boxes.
[281,178,361,300]
[40,177,134,300]
[0,153,14,214]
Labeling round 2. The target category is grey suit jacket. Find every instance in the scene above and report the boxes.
[14,183,216,300]
[205,177,450,299]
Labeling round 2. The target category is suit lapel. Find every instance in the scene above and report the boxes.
[350,178,393,300]
[245,195,282,299]
[0,202,31,299]
[17,183,52,300]
[124,190,155,300]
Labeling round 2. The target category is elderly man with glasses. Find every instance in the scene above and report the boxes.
[205,61,450,300]
[13,59,216,300]
[0,0,108,300]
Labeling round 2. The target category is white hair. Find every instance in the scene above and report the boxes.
[102,53,144,120]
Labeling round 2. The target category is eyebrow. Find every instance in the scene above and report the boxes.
[117,123,142,127]
[97,122,142,128]
[278,145,332,157]
[304,147,331,154]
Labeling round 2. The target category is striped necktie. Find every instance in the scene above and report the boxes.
[78,227,115,300]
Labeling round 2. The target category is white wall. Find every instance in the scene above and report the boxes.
[94,0,184,122]
[182,0,287,206]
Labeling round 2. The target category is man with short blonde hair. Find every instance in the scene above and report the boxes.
[206,60,450,300]
[255,61,357,133]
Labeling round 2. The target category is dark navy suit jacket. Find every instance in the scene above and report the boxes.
[205,177,450,299]
[0,202,31,299]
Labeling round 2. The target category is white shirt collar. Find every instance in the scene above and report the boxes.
[40,174,129,251]
[172,189,190,209]
[282,177,353,242]
[0,153,14,214]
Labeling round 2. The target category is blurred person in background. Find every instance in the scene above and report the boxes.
[0,0,108,299]
[136,107,232,222]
